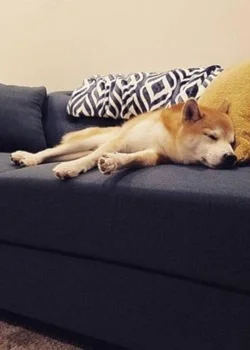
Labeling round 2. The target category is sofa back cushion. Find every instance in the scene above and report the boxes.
[43,91,121,147]
[0,83,47,152]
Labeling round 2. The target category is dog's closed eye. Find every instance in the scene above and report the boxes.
[203,132,218,141]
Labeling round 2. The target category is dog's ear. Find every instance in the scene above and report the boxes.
[218,99,230,114]
[182,99,202,122]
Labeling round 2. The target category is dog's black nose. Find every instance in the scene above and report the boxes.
[222,153,237,167]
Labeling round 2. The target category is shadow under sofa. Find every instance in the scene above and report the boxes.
[0,91,250,349]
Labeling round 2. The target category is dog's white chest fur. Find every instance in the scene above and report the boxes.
[122,117,171,154]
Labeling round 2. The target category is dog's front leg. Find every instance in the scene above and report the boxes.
[98,149,163,174]
[53,139,121,179]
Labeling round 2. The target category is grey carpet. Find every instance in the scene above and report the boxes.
[0,320,84,350]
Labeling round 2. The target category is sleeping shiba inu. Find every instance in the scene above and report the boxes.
[11,99,236,179]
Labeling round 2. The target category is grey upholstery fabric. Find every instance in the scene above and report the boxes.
[43,92,121,147]
[1,244,250,350]
[0,153,18,173]
[1,90,250,350]
[0,84,47,152]
[0,154,250,293]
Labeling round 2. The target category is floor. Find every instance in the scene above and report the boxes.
[0,319,84,350]
[0,311,126,350]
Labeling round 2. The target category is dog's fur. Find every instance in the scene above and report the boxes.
[11,99,236,179]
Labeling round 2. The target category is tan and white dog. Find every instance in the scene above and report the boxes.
[11,99,236,179]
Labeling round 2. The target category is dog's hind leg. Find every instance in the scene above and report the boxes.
[49,151,91,162]
[11,141,91,167]
[11,126,118,167]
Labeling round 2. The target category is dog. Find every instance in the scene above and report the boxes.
[10,98,236,179]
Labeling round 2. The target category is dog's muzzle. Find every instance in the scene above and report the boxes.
[219,152,237,168]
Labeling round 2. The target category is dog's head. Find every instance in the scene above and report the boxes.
[177,99,236,168]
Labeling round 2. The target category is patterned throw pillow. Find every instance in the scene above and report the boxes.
[67,65,223,120]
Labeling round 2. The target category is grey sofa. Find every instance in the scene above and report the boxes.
[0,88,250,350]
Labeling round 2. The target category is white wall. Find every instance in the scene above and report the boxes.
[0,0,249,91]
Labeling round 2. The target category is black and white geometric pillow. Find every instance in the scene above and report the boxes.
[67,65,223,120]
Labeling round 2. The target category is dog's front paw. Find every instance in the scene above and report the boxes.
[11,151,40,167]
[98,153,118,175]
[53,162,80,180]
[20,156,41,167]
[11,151,32,165]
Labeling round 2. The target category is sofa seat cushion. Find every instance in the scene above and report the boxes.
[0,152,21,173]
[0,155,250,292]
